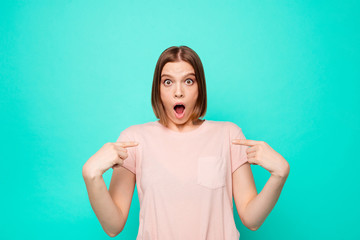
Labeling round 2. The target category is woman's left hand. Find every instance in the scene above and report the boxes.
[232,139,290,178]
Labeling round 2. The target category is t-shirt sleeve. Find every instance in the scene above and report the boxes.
[229,122,249,173]
[116,128,137,174]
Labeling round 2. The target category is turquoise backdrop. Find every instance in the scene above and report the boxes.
[1,0,359,239]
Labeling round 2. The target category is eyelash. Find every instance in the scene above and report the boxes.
[163,79,194,85]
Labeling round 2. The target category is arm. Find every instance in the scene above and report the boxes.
[232,162,289,231]
[82,165,136,237]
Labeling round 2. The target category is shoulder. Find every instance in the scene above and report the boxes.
[119,121,158,136]
[206,120,243,132]
[226,121,243,133]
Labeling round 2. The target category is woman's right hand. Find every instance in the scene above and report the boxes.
[82,141,139,178]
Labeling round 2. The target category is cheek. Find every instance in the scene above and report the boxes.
[160,90,167,97]
[191,90,198,101]
[160,92,170,107]
[191,85,199,98]
[160,88,166,100]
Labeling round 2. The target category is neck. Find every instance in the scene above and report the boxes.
[163,118,204,133]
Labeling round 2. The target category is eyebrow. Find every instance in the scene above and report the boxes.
[161,73,196,78]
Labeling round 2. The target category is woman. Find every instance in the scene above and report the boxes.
[82,46,290,239]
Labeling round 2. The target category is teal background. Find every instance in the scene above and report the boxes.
[1,0,359,239]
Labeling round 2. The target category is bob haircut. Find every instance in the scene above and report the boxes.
[151,45,207,127]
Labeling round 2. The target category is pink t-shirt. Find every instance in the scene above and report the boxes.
[115,119,248,240]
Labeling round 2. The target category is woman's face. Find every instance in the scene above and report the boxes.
[160,61,198,126]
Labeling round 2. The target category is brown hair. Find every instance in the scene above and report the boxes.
[151,46,207,127]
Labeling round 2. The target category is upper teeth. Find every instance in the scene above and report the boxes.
[174,104,184,109]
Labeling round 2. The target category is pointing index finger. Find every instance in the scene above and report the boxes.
[115,141,139,148]
[231,139,258,146]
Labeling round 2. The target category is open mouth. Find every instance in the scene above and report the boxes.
[173,104,185,118]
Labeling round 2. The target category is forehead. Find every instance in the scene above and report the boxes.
[161,61,195,77]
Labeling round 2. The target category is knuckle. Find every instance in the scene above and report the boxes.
[119,148,127,154]
[106,142,115,149]
[112,158,118,166]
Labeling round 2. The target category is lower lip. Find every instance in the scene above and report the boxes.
[174,108,185,119]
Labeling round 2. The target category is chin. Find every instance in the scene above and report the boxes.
[169,116,188,124]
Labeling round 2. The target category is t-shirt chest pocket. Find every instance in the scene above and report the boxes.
[197,156,226,189]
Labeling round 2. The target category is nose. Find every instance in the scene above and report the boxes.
[174,82,184,98]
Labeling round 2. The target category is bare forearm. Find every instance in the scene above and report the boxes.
[244,174,288,230]
[83,172,125,237]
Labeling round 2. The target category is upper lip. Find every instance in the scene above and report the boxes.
[173,102,186,109]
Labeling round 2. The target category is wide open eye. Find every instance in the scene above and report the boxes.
[185,79,194,85]
[164,79,172,86]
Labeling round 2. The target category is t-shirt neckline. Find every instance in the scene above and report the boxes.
[155,119,208,136]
